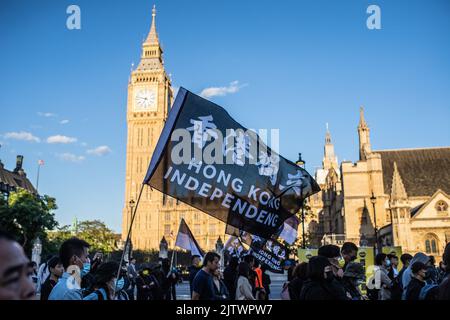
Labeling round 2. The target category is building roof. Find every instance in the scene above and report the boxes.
[0,163,37,194]
[374,147,450,197]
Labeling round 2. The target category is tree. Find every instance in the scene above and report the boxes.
[0,189,58,256]
[76,220,118,254]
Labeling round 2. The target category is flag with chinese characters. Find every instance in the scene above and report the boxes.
[143,87,320,239]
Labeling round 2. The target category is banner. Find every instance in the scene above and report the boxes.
[143,87,320,239]
[174,218,204,258]
[297,248,318,263]
[250,237,287,273]
[382,246,403,270]
[277,215,300,245]
[355,247,375,281]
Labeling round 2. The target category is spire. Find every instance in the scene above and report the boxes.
[359,106,368,128]
[391,162,408,201]
[144,5,159,45]
[325,122,332,144]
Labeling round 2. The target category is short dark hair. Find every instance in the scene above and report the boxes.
[375,253,387,266]
[411,261,426,274]
[93,261,119,286]
[238,262,250,278]
[47,256,61,269]
[341,242,358,254]
[228,256,239,269]
[191,255,200,262]
[387,254,398,260]
[400,253,413,265]
[292,262,308,280]
[318,244,341,258]
[0,229,15,242]
[243,254,255,265]
[202,252,220,267]
[59,237,90,269]
[307,256,330,280]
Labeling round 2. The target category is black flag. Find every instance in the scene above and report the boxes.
[175,218,204,258]
[144,87,320,238]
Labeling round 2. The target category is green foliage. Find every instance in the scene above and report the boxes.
[0,189,58,256]
[75,220,118,254]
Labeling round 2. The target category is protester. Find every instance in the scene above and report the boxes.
[402,252,430,292]
[116,266,131,300]
[426,255,439,284]
[342,262,365,300]
[188,255,202,295]
[261,265,271,300]
[0,230,35,300]
[48,237,90,300]
[404,261,438,300]
[30,261,38,290]
[438,242,450,300]
[253,261,263,290]
[40,256,64,300]
[390,253,413,300]
[191,252,220,300]
[136,264,156,300]
[299,256,348,300]
[127,257,138,300]
[83,261,119,300]
[341,242,358,271]
[223,256,239,300]
[212,269,229,300]
[36,258,50,295]
[288,262,308,300]
[370,253,392,300]
[318,244,344,279]
[236,262,255,300]
[243,255,257,294]
[387,254,399,279]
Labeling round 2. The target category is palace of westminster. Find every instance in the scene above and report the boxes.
[121,7,450,257]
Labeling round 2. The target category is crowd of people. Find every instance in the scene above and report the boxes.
[1,228,450,300]
[283,242,450,300]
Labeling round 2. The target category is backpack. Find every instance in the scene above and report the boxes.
[280,282,291,300]
[365,275,379,300]
[419,284,438,300]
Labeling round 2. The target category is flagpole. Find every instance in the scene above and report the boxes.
[114,183,145,296]
[36,163,41,194]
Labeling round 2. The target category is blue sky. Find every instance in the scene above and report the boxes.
[1,0,449,233]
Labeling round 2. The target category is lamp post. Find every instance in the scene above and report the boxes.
[296,153,307,249]
[128,199,135,260]
[370,192,379,253]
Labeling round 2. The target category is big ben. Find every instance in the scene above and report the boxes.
[123,6,225,251]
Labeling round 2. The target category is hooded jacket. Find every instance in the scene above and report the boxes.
[402,253,429,290]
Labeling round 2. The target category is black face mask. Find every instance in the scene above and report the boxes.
[350,255,357,262]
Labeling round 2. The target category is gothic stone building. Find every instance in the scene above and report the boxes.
[122,7,225,251]
[309,108,450,257]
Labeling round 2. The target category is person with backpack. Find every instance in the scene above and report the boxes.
[404,261,438,300]
[366,253,392,300]
[83,261,120,300]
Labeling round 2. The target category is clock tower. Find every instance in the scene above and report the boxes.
[123,6,226,251]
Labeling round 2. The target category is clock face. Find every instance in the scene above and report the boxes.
[134,88,157,111]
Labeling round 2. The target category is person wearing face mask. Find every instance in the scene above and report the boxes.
[342,262,366,300]
[341,242,358,271]
[83,261,120,300]
[404,261,438,300]
[373,253,392,300]
[318,245,345,279]
[48,237,90,300]
[0,230,36,300]
[299,256,348,300]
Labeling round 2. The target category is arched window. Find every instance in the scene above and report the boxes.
[424,233,439,254]
[436,200,448,212]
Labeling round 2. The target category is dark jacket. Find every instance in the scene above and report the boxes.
[188,265,201,294]
[223,266,238,300]
[212,278,230,300]
[342,277,363,300]
[405,277,425,300]
[438,272,450,300]
[262,272,271,296]
[299,279,348,300]
[288,277,304,300]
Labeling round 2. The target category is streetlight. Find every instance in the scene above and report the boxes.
[296,153,307,249]
[370,192,379,253]
[128,199,135,260]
